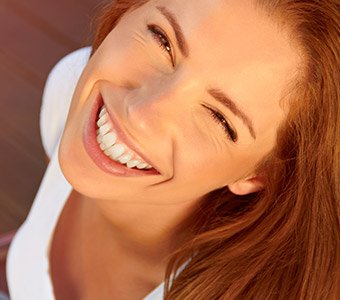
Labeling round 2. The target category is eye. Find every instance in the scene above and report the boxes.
[203,105,238,142]
[147,24,175,66]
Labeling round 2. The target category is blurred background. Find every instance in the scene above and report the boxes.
[0,0,105,295]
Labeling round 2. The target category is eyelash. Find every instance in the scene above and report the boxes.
[203,105,238,142]
[147,24,175,66]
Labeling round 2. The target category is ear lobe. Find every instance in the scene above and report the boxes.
[228,175,265,196]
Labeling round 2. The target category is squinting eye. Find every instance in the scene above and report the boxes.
[203,105,238,142]
[147,24,175,66]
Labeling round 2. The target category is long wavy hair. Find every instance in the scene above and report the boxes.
[90,1,340,299]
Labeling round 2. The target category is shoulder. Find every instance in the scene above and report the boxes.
[40,47,92,159]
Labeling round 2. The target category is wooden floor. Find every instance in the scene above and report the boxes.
[0,0,105,294]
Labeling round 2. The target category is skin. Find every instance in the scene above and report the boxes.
[57,0,301,295]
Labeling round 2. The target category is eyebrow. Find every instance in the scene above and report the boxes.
[208,89,256,139]
[156,6,189,57]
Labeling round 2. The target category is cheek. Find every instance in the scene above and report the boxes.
[174,133,270,189]
[89,31,160,87]
[171,134,230,187]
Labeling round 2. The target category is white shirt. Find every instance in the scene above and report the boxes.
[6,47,186,300]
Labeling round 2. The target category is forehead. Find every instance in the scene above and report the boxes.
[143,0,300,141]
[149,0,298,87]
[151,0,296,63]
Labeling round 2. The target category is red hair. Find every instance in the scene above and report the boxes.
[91,1,340,298]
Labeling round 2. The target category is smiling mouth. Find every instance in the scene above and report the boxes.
[96,105,153,170]
[83,93,160,176]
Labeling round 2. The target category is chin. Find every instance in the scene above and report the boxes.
[58,134,133,202]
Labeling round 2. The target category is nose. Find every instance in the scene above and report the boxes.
[125,76,198,137]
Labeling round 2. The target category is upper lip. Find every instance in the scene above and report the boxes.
[100,94,160,174]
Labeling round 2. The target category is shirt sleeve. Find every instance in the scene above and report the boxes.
[40,47,92,159]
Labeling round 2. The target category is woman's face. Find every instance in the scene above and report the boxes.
[59,0,300,204]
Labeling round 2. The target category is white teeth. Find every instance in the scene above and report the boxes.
[99,142,107,151]
[101,132,117,149]
[118,153,132,164]
[99,107,107,118]
[137,162,148,169]
[99,123,112,135]
[96,106,154,171]
[103,148,112,156]
[108,144,125,160]
[97,135,103,144]
[97,114,108,127]
[127,160,141,169]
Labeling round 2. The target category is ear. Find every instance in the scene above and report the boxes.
[228,175,265,196]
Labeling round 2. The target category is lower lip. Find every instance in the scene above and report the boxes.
[83,94,159,176]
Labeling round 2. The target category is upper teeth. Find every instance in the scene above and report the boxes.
[96,106,152,170]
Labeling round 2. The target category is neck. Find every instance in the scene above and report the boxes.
[77,190,197,264]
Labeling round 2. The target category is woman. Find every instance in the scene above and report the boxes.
[6,0,339,299]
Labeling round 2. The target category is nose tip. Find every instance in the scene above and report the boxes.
[125,91,173,134]
[123,92,175,179]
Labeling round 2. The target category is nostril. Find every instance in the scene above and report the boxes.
[123,80,142,90]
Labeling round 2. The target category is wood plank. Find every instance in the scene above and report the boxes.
[0,60,46,232]
[4,0,97,47]
[0,54,43,161]
[0,2,74,87]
